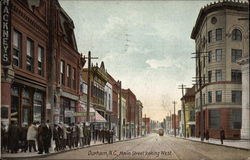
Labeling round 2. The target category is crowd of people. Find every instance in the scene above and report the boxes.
[1,120,116,155]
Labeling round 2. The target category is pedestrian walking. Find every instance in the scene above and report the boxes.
[220,128,225,144]
[8,121,20,153]
[27,122,38,152]
[20,123,28,152]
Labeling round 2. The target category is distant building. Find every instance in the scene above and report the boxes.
[136,100,143,136]
[181,86,195,137]
[191,0,249,139]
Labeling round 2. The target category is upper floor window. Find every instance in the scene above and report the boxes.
[232,29,242,41]
[208,71,212,83]
[231,70,242,82]
[208,51,212,63]
[67,64,71,88]
[215,70,222,81]
[13,30,22,67]
[232,91,242,103]
[231,49,242,63]
[208,91,212,103]
[26,38,34,72]
[60,60,65,85]
[208,31,212,43]
[216,90,222,102]
[216,28,222,41]
[38,46,44,76]
[72,68,76,90]
[216,49,222,62]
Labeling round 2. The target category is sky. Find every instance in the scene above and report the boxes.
[60,0,214,122]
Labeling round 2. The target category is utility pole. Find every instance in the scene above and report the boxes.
[118,80,122,140]
[86,51,98,122]
[172,101,177,137]
[178,84,187,138]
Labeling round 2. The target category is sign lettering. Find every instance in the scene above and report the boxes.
[1,0,11,65]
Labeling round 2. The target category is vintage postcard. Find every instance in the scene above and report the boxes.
[1,0,249,159]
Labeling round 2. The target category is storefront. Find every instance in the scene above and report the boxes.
[10,83,45,126]
[59,97,77,125]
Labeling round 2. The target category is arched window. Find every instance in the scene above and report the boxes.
[232,29,242,41]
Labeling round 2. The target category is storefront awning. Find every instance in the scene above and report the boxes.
[77,103,107,123]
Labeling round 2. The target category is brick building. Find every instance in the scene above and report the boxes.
[136,100,143,136]
[122,89,137,138]
[142,117,151,134]
[1,0,83,126]
[191,1,249,139]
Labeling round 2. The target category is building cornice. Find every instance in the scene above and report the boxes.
[191,0,249,39]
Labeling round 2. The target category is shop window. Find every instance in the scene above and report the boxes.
[209,110,220,129]
[231,70,242,82]
[231,49,242,63]
[13,30,22,67]
[232,91,242,103]
[11,86,20,123]
[231,110,241,129]
[38,46,44,76]
[60,60,65,85]
[33,92,43,123]
[26,38,34,72]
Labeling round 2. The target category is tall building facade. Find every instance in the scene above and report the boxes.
[1,0,83,126]
[136,100,143,136]
[191,1,249,139]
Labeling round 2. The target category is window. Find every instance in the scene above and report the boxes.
[33,91,43,122]
[216,91,222,102]
[13,30,21,67]
[231,110,241,129]
[216,49,222,62]
[232,29,242,41]
[208,71,212,82]
[72,68,76,90]
[208,31,212,43]
[203,93,206,104]
[208,91,212,103]
[216,28,222,41]
[231,49,242,62]
[232,91,242,103]
[215,70,222,81]
[209,110,220,129]
[67,64,71,88]
[26,39,34,71]
[208,51,212,63]
[203,56,205,68]
[38,46,44,76]
[60,60,65,85]
[231,70,242,82]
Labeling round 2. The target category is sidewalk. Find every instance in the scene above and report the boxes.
[1,136,143,159]
[168,135,250,150]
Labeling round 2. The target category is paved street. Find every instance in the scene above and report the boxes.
[32,134,250,160]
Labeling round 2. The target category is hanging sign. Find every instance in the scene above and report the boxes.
[1,0,11,65]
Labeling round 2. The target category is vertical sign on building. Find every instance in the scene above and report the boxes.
[1,0,11,66]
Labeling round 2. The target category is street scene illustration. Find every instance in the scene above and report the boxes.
[1,0,249,160]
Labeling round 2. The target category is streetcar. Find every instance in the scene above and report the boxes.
[158,128,164,136]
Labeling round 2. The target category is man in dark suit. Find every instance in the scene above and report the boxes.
[43,120,52,153]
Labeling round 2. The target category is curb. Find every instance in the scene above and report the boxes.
[172,136,250,151]
[2,136,145,159]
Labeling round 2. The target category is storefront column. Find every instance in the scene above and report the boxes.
[238,57,249,139]
[1,66,14,125]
